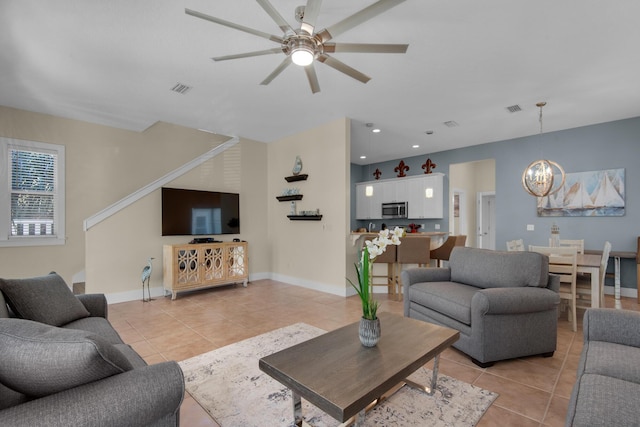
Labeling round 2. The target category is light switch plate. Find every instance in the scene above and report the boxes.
[527,224,535,231]
[435,224,440,230]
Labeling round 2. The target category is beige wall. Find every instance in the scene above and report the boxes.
[1,106,353,301]
[85,139,269,301]
[0,106,269,300]
[267,118,354,296]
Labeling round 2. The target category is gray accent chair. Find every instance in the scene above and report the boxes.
[402,247,560,367]
[566,308,640,427]
[0,273,184,426]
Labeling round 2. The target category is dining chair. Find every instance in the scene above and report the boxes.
[549,238,584,253]
[530,245,579,332]
[576,241,611,309]
[370,243,398,300]
[506,239,525,251]
[395,236,431,300]
[430,235,467,267]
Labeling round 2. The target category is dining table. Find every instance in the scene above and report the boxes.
[576,253,603,308]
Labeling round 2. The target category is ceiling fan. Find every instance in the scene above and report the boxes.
[185,0,409,94]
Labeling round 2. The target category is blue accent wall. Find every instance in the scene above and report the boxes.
[352,116,640,289]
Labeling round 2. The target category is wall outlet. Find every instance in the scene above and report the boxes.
[527,224,535,231]
[435,224,440,230]
[420,224,425,230]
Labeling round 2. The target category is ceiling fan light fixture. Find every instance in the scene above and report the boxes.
[186,0,409,92]
[288,37,317,66]
[291,47,314,66]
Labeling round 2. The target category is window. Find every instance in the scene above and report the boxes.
[0,137,65,246]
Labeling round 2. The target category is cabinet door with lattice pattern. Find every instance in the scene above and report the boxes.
[226,243,247,280]
[175,247,200,285]
[200,245,225,284]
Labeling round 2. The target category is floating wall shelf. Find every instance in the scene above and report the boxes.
[285,174,308,182]
[276,195,303,202]
[287,215,322,221]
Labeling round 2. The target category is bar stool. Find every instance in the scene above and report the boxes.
[395,237,431,300]
[431,235,467,267]
[370,245,397,300]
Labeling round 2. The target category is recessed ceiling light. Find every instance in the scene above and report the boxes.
[412,144,420,148]
[425,130,434,135]
[360,155,367,159]
[372,128,381,133]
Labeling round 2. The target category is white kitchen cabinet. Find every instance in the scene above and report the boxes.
[356,174,443,220]
[407,174,444,219]
[355,182,382,219]
[395,179,410,203]
[381,179,410,203]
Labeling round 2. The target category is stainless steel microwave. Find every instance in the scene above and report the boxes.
[381,202,408,219]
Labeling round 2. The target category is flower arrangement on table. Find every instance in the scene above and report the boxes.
[348,227,405,320]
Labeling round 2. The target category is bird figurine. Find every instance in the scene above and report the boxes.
[141,257,155,302]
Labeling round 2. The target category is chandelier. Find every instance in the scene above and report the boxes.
[521,102,565,197]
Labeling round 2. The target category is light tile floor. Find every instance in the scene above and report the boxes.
[108,279,640,427]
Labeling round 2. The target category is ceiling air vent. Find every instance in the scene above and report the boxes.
[443,120,459,128]
[170,83,192,94]
[506,104,522,113]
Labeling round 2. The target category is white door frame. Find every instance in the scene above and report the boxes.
[477,191,496,250]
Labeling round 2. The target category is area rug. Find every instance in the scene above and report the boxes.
[179,323,497,427]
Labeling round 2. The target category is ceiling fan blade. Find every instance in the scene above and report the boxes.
[185,8,283,44]
[260,57,292,85]
[316,0,406,43]
[304,64,321,94]
[300,0,322,35]
[212,48,283,62]
[256,0,295,34]
[317,54,371,84]
[323,42,408,54]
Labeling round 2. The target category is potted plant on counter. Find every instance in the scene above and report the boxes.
[348,226,405,347]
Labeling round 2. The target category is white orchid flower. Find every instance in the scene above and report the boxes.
[367,245,383,259]
[392,227,405,238]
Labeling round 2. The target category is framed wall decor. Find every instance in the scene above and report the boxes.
[537,168,625,217]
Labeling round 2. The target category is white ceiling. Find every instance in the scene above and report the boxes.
[1,0,640,165]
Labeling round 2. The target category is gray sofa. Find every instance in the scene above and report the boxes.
[402,247,560,367]
[565,308,640,427]
[0,272,185,426]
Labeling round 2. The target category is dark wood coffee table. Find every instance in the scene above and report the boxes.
[259,312,459,426]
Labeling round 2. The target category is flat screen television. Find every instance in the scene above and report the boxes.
[162,187,240,236]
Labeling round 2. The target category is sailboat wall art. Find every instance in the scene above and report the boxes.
[537,168,625,217]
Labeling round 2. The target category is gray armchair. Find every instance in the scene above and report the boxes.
[402,247,560,367]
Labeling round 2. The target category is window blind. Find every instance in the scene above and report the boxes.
[10,148,57,236]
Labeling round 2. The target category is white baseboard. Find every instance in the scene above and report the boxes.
[269,272,352,297]
[102,272,348,303]
[604,285,638,299]
[103,287,171,304]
